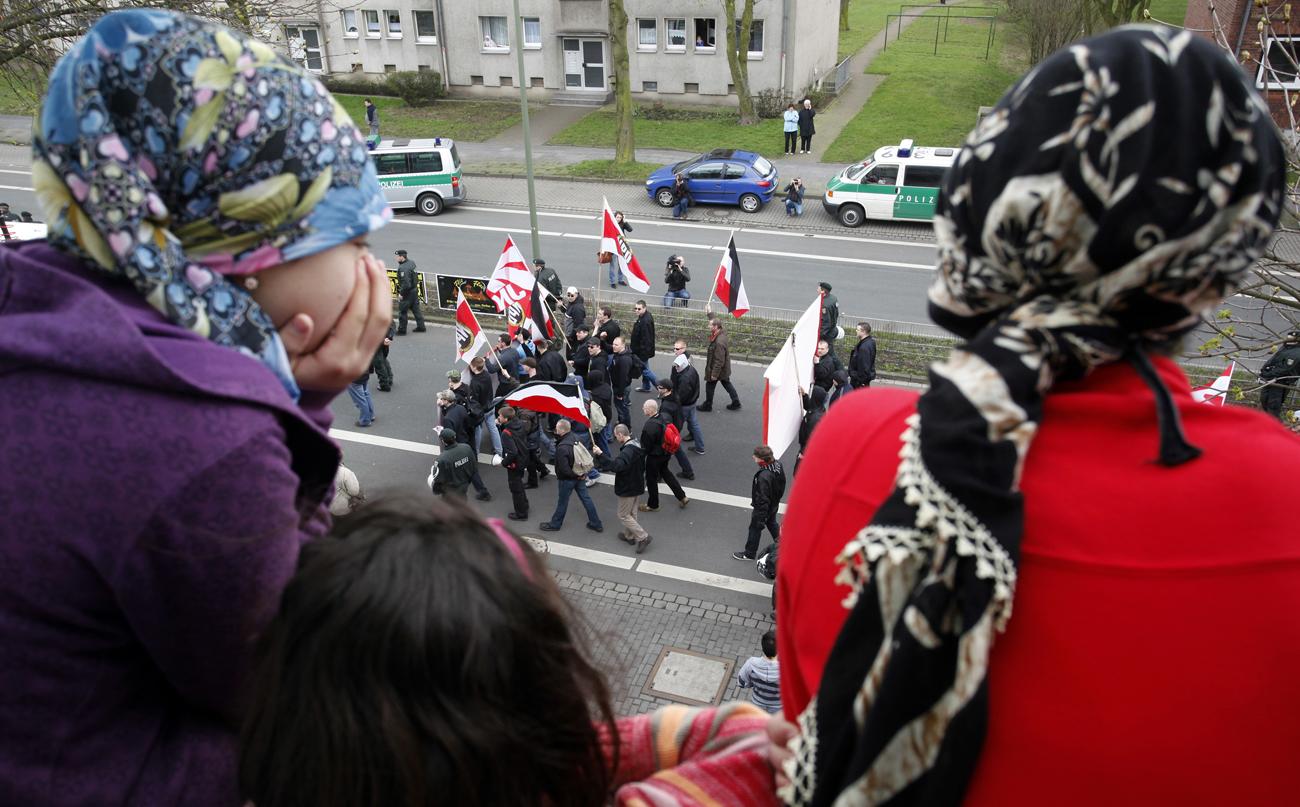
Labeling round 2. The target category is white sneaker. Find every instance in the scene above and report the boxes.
[585,476,599,487]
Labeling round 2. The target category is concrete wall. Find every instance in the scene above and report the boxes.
[784,0,838,98]
[1188,0,1298,131]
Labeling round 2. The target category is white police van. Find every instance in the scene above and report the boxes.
[370,137,466,216]
[822,139,956,227]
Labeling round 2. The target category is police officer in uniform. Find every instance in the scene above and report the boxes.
[428,428,475,497]
[534,258,563,300]
[394,249,426,335]
[1261,329,1300,419]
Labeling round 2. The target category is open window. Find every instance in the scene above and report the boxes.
[693,18,716,51]
[1257,37,1300,89]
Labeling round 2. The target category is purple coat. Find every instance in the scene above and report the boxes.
[0,241,340,805]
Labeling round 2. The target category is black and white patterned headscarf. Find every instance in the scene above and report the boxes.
[783,25,1284,807]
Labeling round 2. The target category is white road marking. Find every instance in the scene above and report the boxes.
[331,426,787,514]
[635,560,773,598]
[525,538,638,570]
[0,183,32,192]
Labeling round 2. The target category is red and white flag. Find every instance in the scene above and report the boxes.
[523,274,557,342]
[600,197,650,292]
[485,235,534,338]
[763,296,822,459]
[453,288,490,364]
[1191,361,1235,406]
[712,235,750,318]
[504,380,590,427]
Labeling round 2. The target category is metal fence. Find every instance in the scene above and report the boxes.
[884,9,999,60]
[827,54,855,95]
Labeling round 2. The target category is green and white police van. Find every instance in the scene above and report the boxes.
[822,139,956,227]
[370,137,466,216]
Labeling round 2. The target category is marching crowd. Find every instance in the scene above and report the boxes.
[5,13,1300,807]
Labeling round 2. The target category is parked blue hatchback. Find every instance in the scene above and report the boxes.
[645,149,779,213]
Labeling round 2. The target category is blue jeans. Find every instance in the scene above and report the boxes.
[608,261,622,286]
[674,446,694,476]
[672,198,689,218]
[347,381,373,425]
[475,416,503,456]
[662,288,690,309]
[682,403,704,450]
[785,199,803,216]
[638,361,658,390]
[549,478,603,528]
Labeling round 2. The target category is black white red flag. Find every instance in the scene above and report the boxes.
[504,380,590,427]
[523,273,557,342]
[712,235,751,318]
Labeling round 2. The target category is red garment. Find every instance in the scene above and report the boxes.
[777,357,1300,805]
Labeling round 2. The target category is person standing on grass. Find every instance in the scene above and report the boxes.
[594,423,654,554]
[737,630,781,715]
[363,97,379,140]
[797,97,816,154]
[700,317,741,412]
[783,103,799,155]
[733,445,784,562]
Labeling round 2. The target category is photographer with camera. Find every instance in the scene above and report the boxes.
[662,254,691,309]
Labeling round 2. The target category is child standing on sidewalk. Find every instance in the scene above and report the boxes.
[737,629,781,714]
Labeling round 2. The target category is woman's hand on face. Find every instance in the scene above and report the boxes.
[281,252,391,392]
[765,714,798,790]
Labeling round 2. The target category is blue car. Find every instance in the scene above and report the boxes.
[645,149,779,213]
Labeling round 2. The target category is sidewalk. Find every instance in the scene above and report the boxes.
[552,569,776,716]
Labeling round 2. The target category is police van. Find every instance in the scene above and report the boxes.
[822,139,956,227]
[370,137,466,216]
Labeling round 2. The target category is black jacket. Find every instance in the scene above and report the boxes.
[1262,342,1300,384]
[819,293,839,342]
[849,336,877,387]
[588,377,614,424]
[797,106,816,136]
[670,180,692,204]
[799,387,828,453]
[599,438,647,497]
[631,312,656,359]
[609,351,634,391]
[671,363,701,406]
[596,318,621,348]
[658,393,685,429]
[553,432,582,480]
[430,443,475,495]
[488,348,520,396]
[537,267,563,299]
[536,348,568,383]
[813,353,842,391]
[440,403,474,446]
[468,370,494,409]
[639,414,670,457]
[752,461,787,519]
[565,296,587,334]
[397,260,419,295]
[499,417,529,470]
[665,264,690,292]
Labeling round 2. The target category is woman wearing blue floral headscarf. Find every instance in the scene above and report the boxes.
[0,10,392,805]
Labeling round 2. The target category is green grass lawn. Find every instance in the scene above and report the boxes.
[0,71,47,116]
[837,0,915,62]
[1146,0,1189,26]
[822,4,1025,163]
[548,159,665,181]
[333,95,520,141]
[548,106,787,157]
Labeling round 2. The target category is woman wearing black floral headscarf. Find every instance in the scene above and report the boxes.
[774,25,1300,807]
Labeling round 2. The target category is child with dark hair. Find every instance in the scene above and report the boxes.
[241,497,778,807]
[737,629,781,714]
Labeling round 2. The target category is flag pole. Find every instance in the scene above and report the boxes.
[705,229,735,316]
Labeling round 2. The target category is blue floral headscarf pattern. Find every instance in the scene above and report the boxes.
[32,10,391,400]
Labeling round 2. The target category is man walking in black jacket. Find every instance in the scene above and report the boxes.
[394,249,426,334]
[656,379,695,480]
[594,423,652,553]
[610,336,634,427]
[818,281,839,355]
[670,342,705,452]
[734,445,785,561]
[639,399,689,512]
[632,300,657,391]
[535,337,568,382]
[848,322,877,389]
[495,406,530,520]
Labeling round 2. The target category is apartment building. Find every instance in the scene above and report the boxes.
[272,0,839,106]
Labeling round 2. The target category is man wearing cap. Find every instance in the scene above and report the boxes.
[1260,329,1300,419]
[534,258,563,300]
[437,389,492,501]
[563,287,587,340]
[428,428,476,498]
[818,281,839,356]
[394,249,426,335]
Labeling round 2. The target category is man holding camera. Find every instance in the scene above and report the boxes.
[663,255,691,309]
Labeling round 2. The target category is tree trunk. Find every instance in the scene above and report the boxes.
[609,0,635,164]
[724,0,758,125]
[840,0,851,32]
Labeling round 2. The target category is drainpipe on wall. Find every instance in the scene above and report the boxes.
[434,0,452,92]
[779,0,790,97]
[1232,0,1252,60]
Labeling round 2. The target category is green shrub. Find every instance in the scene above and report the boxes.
[634,102,729,122]
[384,71,445,107]
[754,88,794,119]
[322,75,396,97]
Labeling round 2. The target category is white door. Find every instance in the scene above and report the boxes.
[285,26,323,72]
[563,39,605,90]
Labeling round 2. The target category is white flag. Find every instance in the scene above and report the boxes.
[762,296,822,459]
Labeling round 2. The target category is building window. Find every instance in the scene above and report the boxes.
[384,63,398,73]
[636,19,657,51]
[363,10,380,37]
[501,75,514,87]
[418,64,430,71]
[665,18,686,52]
[413,10,437,43]
[285,26,323,72]
[471,74,484,85]
[693,18,716,50]
[684,82,699,93]
[375,154,409,175]
[384,10,401,37]
[523,17,541,49]
[642,80,658,92]
[531,76,544,88]
[735,19,764,56]
[341,10,358,38]
[480,16,509,51]
[727,83,735,94]
[1257,38,1300,89]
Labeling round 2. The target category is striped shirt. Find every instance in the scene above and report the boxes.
[736,656,781,714]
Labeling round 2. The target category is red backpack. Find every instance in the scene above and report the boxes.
[662,422,681,454]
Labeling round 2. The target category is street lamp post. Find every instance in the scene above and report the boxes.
[511,0,542,261]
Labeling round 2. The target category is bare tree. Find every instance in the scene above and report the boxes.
[608,0,635,164]
[1005,0,1093,65]
[840,0,850,33]
[723,0,758,125]
[1084,0,1152,29]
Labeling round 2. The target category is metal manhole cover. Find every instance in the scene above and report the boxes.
[642,646,735,707]
[704,209,735,219]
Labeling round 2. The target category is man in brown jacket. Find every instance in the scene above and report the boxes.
[700,317,742,411]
